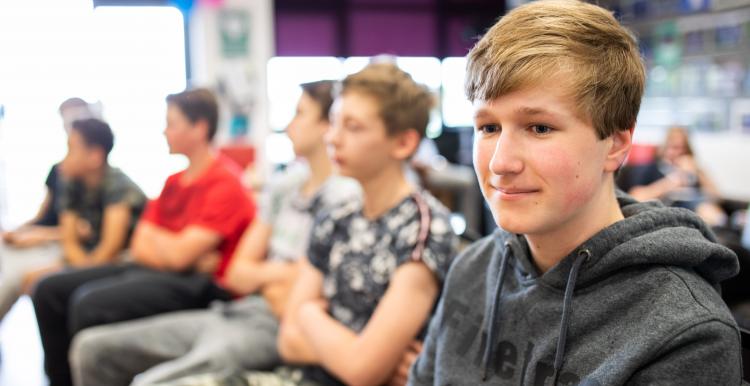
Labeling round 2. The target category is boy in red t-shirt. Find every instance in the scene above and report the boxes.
[32,88,255,386]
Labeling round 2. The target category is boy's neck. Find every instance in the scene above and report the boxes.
[301,144,333,197]
[82,164,107,188]
[360,163,413,220]
[525,185,624,274]
[182,145,215,183]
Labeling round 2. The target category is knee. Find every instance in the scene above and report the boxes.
[30,274,61,313]
[70,329,102,375]
[70,327,116,386]
[69,287,108,334]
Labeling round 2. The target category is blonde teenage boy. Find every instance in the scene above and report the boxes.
[409,1,742,385]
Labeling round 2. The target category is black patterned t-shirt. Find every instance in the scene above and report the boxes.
[304,190,459,384]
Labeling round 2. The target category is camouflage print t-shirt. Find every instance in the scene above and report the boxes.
[59,166,146,250]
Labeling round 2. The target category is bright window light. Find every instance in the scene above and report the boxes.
[92,6,188,199]
[442,57,474,128]
[0,3,186,227]
[266,57,343,131]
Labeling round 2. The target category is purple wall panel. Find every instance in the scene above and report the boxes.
[446,17,481,57]
[275,13,337,56]
[350,0,434,4]
[349,11,436,56]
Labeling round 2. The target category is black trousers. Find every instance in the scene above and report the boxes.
[31,263,232,386]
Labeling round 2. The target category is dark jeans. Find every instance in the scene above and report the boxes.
[31,263,232,386]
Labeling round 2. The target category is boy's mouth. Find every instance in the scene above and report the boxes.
[493,186,540,199]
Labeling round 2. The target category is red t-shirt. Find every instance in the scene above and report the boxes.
[140,156,255,280]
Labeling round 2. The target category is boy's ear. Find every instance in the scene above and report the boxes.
[193,118,211,141]
[88,147,106,168]
[604,126,634,173]
[391,128,422,161]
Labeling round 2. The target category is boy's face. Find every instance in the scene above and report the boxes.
[473,81,627,237]
[286,92,327,157]
[326,91,402,182]
[164,104,206,155]
[60,130,99,178]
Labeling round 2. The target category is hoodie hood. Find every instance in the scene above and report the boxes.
[498,191,738,290]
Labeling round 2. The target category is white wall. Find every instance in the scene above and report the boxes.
[188,0,274,179]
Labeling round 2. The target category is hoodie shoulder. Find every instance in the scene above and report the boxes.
[444,232,504,286]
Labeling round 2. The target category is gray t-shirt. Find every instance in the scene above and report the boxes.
[59,166,146,250]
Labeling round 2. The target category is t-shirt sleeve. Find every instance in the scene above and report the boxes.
[58,179,77,213]
[189,181,255,239]
[307,210,337,275]
[396,202,459,286]
[102,173,146,209]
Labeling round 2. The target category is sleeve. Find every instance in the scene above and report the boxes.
[58,179,77,213]
[397,203,459,286]
[189,181,255,239]
[408,288,445,385]
[306,210,337,275]
[139,198,160,224]
[102,172,146,209]
[627,320,742,385]
[139,174,176,225]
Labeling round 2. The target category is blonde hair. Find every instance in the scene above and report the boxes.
[341,62,434,138]
[465,0,645,139]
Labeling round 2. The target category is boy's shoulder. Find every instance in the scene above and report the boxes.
[319,197,362,225]
[319,176,361,209]
[445,231,503,281]
[633,264,738,331]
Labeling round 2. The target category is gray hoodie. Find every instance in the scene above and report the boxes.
[409,194,742,385]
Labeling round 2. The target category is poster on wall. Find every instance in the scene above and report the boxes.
[219,9,250,58]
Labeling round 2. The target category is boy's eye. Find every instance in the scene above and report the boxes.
[477,124,500,134]
[531,125,552,135]
[345,123,362,132]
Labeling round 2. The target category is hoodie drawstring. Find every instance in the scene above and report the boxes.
[551,249,590,384]
[480,242,512,381]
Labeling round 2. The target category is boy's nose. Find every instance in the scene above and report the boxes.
[489,134,523,175]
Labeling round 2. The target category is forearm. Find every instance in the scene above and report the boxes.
[88,242,125,265]
[277,320,320,364]
[131,227,165,268]
[224,260,299,296]
[300,306,388,386]
[630,177,678,201]
[261,278,297,318]
[133,227,187,270]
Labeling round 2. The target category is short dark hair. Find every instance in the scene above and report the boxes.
[71,118,114,159]
[166,88,219,141]
[300,80,335,121]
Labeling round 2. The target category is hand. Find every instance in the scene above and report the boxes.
[2,230,16,244]
[674,155,698,173]
[3,230,47,248]
[389,340,423,386]
[195,251,220,274]
[76,219,93,241]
